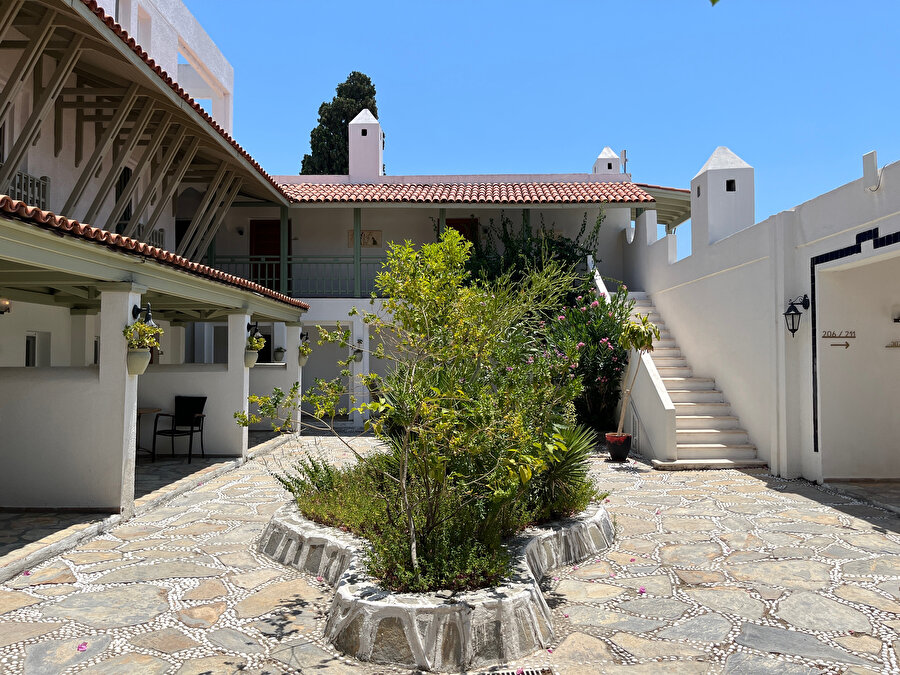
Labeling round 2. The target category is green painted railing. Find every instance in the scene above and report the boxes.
[211,255,386,298]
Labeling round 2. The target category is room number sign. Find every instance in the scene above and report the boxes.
[821,330,855,339]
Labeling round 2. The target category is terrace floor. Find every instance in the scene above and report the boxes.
[0,437,898,673]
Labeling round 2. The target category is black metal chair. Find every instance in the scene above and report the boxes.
[152,396,206,463]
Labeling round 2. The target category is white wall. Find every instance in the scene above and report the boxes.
[817,253,900,480]
[0,367,126,507]
[0,302,72,367]
[625,156,900,482]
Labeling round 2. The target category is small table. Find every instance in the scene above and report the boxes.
[137,407,161,461]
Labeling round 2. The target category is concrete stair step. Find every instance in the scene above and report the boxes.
[653,338,677,347]
[657,366,694,378]
[675,443,759,460]
[651,347,683,358]
[651,357,688,367]
[668,389,727,403]
[676,428,751,444]
[652,458,769,471]
[662,377,716,391]
[628,292,650,300]
[676,415,741,429]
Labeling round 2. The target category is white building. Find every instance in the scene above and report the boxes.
[1,0,896,511]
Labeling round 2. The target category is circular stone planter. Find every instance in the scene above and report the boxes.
[258,502,615,672]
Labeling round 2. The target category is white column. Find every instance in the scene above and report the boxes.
[350,317,370,428]
[225,312,250,457]
[167,322,186,365]
[284,322,303,430]
[70,310,88,366]
[99,284,144,515]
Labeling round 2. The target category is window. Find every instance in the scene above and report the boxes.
[726,179,736,192]
[137,6,152,48]
[607,162,613,170]
[93,337,100,365]
[24,334,36,367]
[696,185,701,197]
[115,167,133,233]
[361,128,368,136]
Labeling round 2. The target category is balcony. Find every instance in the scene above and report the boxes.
[3,165,50,210]
[210,255,386,298]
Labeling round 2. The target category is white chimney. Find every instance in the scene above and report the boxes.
[592,147,620,175]
[349,109,383,179]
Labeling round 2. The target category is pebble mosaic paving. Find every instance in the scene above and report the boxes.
[0,436,899,674]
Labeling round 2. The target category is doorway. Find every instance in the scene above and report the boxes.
[249,220,289,289]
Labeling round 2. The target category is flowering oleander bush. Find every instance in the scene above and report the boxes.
[548,280,635,431]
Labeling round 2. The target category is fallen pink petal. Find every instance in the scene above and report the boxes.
[639,587,646,594]
[630,558,636,562]
[22,570,31,576]
[76,642,88,652]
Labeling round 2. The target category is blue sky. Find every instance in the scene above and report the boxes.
[187,1,899,258]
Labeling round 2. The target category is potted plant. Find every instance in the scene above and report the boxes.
[298,341,312,367]
[122,320,164,375]
[606,313,660,462]
[245,334,265,368]
[273,346,287,362]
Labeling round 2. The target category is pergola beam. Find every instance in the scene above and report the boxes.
[0,9,55,127]
[0,34,83,191]
[0,0,25,45]
[104,111,174,231]
[140,136,201,237]
[122,126,190,239]
[175,164,229,257]
[62,83,140,214]
[187,177,243,261]
[82,99,156,224]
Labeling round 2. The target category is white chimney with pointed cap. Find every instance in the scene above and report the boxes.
[592,147,620,175]
[349,109,384,179]
[691,146,755,244]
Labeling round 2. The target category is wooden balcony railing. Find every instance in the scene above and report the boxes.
[2,164,50,210]
[210,255,385,298]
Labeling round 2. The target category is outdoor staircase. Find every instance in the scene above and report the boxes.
[629,293,768,471]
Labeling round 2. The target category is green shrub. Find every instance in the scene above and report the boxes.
[549,281,634,431]
[527,423,600,520]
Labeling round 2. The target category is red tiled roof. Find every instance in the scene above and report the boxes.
[0,196,309,311]
[279,181,656,205]
[77,0,289,203]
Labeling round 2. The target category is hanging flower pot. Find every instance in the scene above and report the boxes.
[298,342,312,367]
[126,348,152,375]
[273,347,286,362]
[244,349,259,368]
[298,353,309,367]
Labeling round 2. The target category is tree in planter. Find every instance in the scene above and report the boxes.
[605,313,660,460]
[236,231,600,592]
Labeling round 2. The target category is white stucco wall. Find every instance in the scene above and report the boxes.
[624,157,900,482]
[0,302,73,367]
[0,367,125,507]
[816,253,900,480]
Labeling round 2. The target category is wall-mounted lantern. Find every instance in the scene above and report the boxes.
[247,321,263,340]
[0,298,10,315]
[352,338,364,363]
[132,303,157,327]
[783,294,810,337]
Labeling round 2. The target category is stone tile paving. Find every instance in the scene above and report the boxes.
[0,437,899,674]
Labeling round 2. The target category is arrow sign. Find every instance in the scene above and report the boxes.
[830,341,850,349]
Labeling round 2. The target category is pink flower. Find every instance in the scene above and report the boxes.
[655,509,661,515]
[316,576,324,582]
[604,498,611,503]
[591,300,600,308]
[547,648,554,654]
[516,669,525,675]
[580,306,587,312]
[22,570,31,576]
[76,642,88,652]
[630,558,636,562]
[552,576,559,581]
[609,572,616,577]
[573,565,579,570]
[638,587,646,594]
[576,296,583,301]
[577,342,585,349]
[557,315,565,321]
[563,613,569,618]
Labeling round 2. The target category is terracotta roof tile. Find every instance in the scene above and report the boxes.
[279,181,656,205]
[77,0,289,203]
[0,195,309,311]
